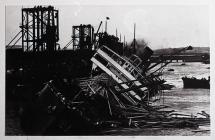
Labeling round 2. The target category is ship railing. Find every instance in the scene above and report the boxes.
[128,55,142,67]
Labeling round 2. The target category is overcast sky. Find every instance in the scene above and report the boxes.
[6,5,209,50]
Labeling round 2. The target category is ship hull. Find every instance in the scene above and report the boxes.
[182,77,209,89]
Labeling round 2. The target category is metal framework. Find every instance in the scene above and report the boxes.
[21,6,59,52]
[72,24,94,50]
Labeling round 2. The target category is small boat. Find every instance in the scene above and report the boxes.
[162,84,175,90]
[181,62,186,66]
[168,69,174,72]
[182,76,210,89]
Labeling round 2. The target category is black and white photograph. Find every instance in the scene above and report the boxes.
[1,0,213,138]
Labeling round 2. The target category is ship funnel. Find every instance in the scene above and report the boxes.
[140,46,154,62]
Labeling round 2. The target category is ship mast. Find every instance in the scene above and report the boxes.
[133,23,136,54]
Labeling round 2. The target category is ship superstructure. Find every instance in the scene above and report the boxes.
[91,45,165,105]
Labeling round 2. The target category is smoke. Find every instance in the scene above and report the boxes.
[135,39,149,56]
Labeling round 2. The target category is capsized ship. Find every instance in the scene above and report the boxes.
[91,45,165,105]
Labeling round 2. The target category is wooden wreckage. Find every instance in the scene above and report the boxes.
[25,45,210,135]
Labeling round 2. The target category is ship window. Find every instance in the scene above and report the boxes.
[133,70,138,77]
[129,55,136,62]
[133,60,139,66]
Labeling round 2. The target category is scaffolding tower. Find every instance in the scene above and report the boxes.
[21,6,59,52]
[72,24,94,50]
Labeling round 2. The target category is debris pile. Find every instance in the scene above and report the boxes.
[25,45,210,134]
[31,76,209,134]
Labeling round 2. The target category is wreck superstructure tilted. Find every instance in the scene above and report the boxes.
[91,45,164,105]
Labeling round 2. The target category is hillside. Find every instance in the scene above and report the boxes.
[153,47,209,55]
